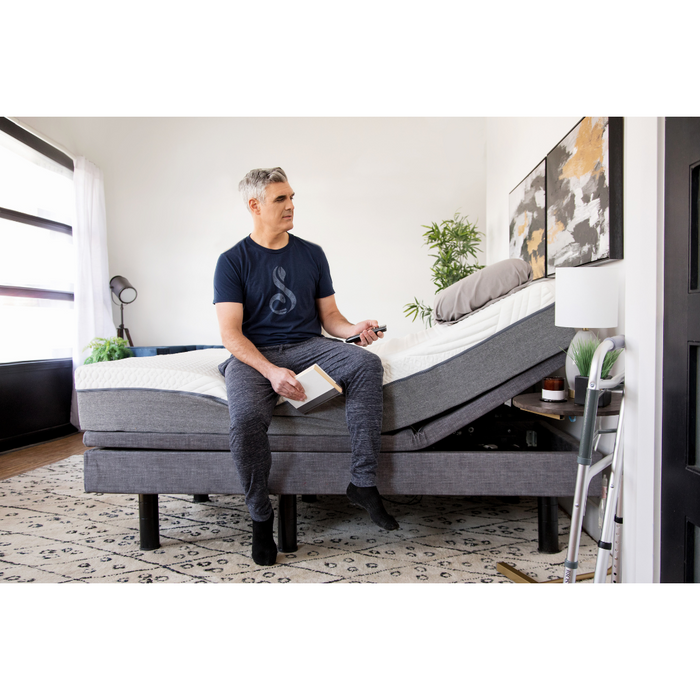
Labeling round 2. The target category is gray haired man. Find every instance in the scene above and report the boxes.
[213,167,398,566]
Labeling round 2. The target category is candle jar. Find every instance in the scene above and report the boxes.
[541,376,566,403]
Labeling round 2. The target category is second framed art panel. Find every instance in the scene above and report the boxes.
[509,159,546,280]
[509,117,624,277]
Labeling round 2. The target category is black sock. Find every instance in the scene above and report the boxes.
[251,512,277,566]
[346,483,399,530]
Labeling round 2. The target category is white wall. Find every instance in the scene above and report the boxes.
[620,118,665,584]
[485,117,664,583]
[16,117,487,345]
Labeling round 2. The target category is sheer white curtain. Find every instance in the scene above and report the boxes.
[70,156,116,427]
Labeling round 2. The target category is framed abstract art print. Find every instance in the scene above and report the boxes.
[545,116,623,273]
[509,159,546,280]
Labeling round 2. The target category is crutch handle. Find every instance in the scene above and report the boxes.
[589,335,625,391]
[608,335,625,351]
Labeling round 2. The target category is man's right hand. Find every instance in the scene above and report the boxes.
[216,303,307,402]
[266,366,307,402]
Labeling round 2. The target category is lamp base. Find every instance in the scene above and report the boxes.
[117,325,134,347]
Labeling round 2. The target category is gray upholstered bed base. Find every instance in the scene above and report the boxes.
[84,421,599,553]
[85,424,595,498]
[82,350,599,554]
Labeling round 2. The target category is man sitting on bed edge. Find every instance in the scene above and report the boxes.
[213,167,398,566]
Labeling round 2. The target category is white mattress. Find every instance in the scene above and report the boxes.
[75,348,232,400]
[369,277,555,383]
[75,278,555,399]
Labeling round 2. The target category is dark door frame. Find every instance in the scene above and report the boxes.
[660,117,700,582]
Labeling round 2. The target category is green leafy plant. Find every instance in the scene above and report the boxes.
[404,297,434,326]
[83,336,133,364]
[567,336,623,378]
[404,212,484,326]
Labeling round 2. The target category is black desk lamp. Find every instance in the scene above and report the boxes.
[110,275,137,346]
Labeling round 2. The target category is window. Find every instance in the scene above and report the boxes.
[0,118,75,364]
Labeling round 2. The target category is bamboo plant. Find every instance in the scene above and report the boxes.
[404,212,484,327]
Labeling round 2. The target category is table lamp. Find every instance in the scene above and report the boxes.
[555,266,618,394]
[110,275,137,346]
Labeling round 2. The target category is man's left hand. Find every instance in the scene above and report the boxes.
[349,320,384,347]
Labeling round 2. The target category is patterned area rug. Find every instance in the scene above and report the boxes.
[0,455,598,583]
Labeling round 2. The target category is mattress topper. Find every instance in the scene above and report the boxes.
[75,278,555,400]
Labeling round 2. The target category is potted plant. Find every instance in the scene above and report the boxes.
[404,212,484,327]
[83,336,134,364]
[566,336,623,405]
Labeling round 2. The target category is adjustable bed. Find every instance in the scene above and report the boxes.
[76,273,598,554]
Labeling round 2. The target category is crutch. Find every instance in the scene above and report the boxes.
[563,335,625,584]
[593,391,625,582]
[611,472,624,583]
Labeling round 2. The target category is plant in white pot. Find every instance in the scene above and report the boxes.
[566,336,623,405]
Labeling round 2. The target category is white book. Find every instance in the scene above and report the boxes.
[286,364,343,414]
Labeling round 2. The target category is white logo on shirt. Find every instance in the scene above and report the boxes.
[270,266,297,315]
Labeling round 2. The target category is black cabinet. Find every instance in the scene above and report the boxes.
[0,359,76,452]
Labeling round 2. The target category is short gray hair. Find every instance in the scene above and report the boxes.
[238,167,288,212]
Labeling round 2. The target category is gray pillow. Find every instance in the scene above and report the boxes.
[433,258,533,325]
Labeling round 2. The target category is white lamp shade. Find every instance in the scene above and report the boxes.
[555,266,618,329]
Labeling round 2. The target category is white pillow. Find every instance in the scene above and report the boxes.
[433,258,533,325]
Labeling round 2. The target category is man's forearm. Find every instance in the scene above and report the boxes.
[222,330,277,380]
[221,329,306,401]
[320,309,355,339]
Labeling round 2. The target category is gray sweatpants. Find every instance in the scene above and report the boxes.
[220,336,384,522]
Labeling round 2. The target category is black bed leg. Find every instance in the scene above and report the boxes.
[139,494,160,551]
[192,494,210,503]
[537,496,559,554]
[278,494,298,553]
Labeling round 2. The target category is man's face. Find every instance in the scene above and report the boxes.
[253,181,295,233]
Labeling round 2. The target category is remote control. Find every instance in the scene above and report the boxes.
[345,325,387,344]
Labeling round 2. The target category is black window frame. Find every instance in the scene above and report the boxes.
[0,117,75,304]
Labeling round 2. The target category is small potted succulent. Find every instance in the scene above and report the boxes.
[567,336,623,406]
[83,336,133,364]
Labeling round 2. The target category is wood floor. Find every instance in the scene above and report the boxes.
[0,432,88,481]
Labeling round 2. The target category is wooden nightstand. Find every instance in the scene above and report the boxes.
[512,392,622,420]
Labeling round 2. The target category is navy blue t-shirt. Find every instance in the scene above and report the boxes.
[213,234,335,346]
